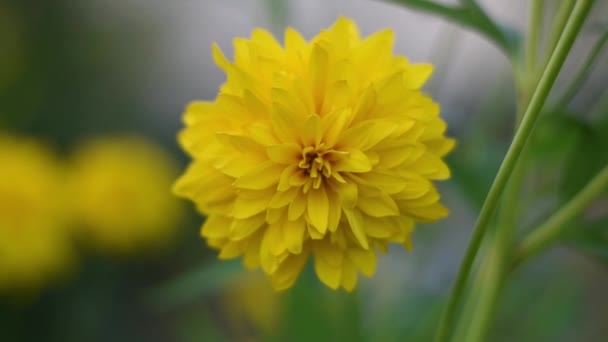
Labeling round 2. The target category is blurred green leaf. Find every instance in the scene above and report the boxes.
[528,112,584,163]
[560,118,608,201]
[385,0,518,56]
[277,265,365,342]
[495,270,583,342]
[145,260,242,311]
[565,218,608,265]
[449,138,503,210]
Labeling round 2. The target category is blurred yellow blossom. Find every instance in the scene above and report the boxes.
[0,134,73,293]
[69,136,182,254]
[223,272,281,338]
[175,17,454,291]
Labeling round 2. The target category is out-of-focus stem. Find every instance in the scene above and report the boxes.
[513,165,608,268]
[433,1,595,341]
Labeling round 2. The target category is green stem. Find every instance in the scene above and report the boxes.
[434,1,595,341]
[518,0,545,123]
[526,0,544,76]
[461,160,525,342]
[540,0,576,78]
[589,86,608,120]
[556,31,608,108]
[513,165,608,268]
[387,0,516,56]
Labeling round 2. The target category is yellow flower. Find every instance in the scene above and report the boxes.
[174,17,454,291]
[223,272,281,337]
[0,134,73,293]
[69,136,182,254]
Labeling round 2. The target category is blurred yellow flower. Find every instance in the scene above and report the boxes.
[224,273,281,337]
[175,17,454,291]
[0,134,73,293]
[69,136,182,254]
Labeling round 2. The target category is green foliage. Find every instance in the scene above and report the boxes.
[566,218,608,264]
[386,0,518,56]
[561,117,608,200]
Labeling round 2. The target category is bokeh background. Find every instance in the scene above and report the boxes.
[1,0,607,341]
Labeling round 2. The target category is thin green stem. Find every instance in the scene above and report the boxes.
[540,0,576,78]
[462,159,525,342]
[556,31,608,108]
[518,0,545,122]
[526,0,544,75]
[513,165,608,268]
[589,86,608,120]
[386,0,516,56]
[434,1,595,341]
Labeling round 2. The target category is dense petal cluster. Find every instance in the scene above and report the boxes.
[69,136,182,254]
[175,17,454,291]
[0,134,73,292]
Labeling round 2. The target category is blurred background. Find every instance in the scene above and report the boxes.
[1,0,607,341]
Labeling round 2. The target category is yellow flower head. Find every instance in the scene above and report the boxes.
[175,17,455,291]
[0,134,73,293]
[69,136,183,254]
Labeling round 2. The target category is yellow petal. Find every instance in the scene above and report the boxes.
[301,114,323,147]
[234,161,284,190]
[271,251,309,291]
[340,259,358,292]
[260,224,284,274]
[307,223,325,240]
[308,43,329,113]
[404,63,433,89]
[269,187,299,208]
[266,207,284,224]
[230,214,266,240]
[326,190,342,232]
[215,133,266,157]
[356,170,407,194]
[271,103,301,143]
[357,192,399,217]
[344,209,369,249]
[183,101,214,125]
[284,27,308,63]
[307,186,329,233]
[364,216,399,238]
[288,192,307,220]
[322,108,351,147]
[267,143,301,164]
[248,123,280,146]
[425,137,456,157]
[328,16,360,48]
[211,42,230,71]
[314,253,341,289]
[283,219,306,254]
[327,179,358,209]
[251,28,284,57]
[242,232,263,269]
[200,215,232,239]
[333,149,372,173]
[351,85,376,123]
[407,153,451,180]
[278,164,298,191]
[231,192,272,219]
[346,247,376,277]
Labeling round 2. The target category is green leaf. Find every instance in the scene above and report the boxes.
[385,0,518,56]
[528,112,584,163]
[448,137,503,210]
[565,218,608,265]
[560,118,608,200]
[144,260,243,311]
[277,265,365,342]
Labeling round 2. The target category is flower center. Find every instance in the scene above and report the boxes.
[298,145,332,191]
